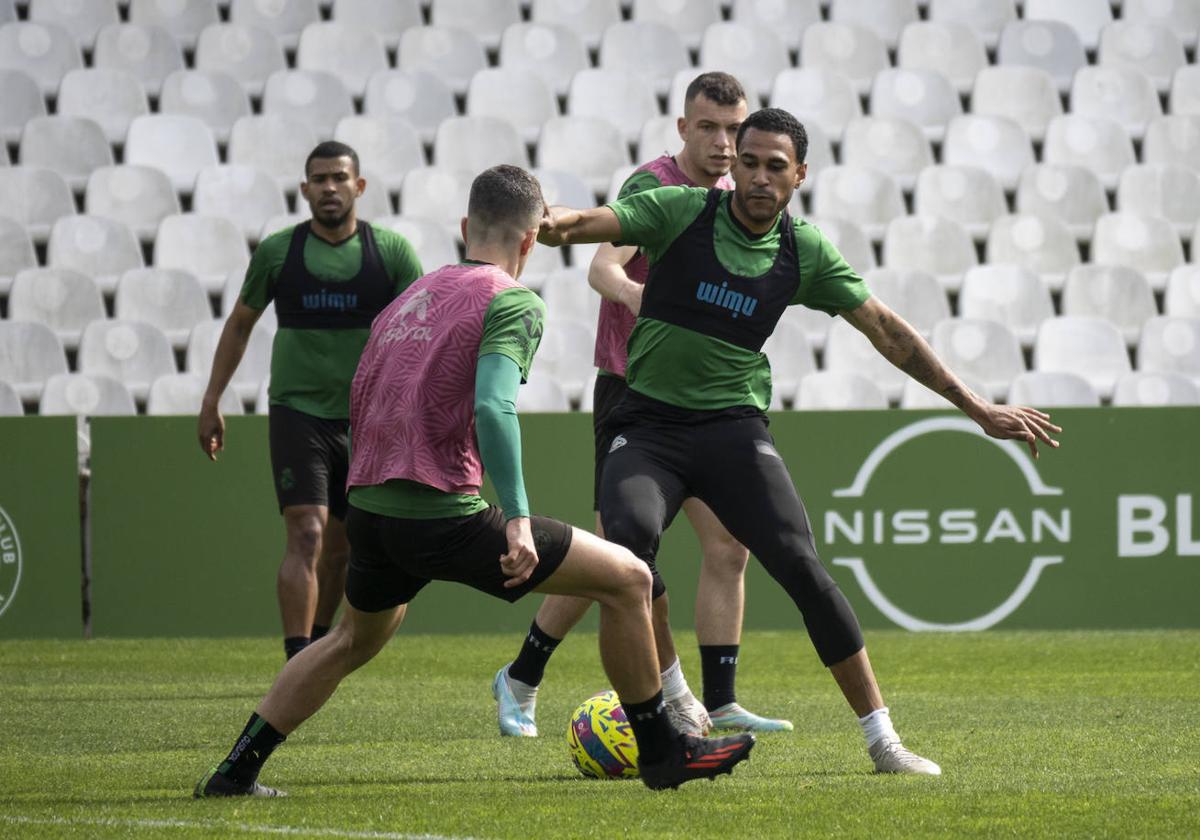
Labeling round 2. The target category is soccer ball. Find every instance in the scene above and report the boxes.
[566,690,639,779]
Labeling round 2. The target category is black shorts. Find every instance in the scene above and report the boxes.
[343,504,574,612]
[592,373,630,511]
[267,404,350,519]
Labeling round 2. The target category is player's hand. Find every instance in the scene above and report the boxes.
[197,399,225,461]
[500,516,539,588]
[975,403,1062,460]
[537,205,578,247]
[619,281,643,317]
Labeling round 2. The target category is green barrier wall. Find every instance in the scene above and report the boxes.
[0,417,84,638]
[88,409,1199,636]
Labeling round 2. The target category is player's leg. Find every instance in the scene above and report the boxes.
[278,504,327,658]
[683,497,793,732]
[312,426,352,640]
[534,526,755,790]
[691,417,939,774]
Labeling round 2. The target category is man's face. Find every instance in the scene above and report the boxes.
[730,128,805,225]
[679,95,748,179]
[300,156,363,227]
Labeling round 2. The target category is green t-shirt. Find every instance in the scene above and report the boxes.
[347,285,546,519]
[607,186,871,410]
[240,222,423,419]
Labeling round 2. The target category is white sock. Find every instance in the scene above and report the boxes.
[659,657,691,701]
[859,707,898,747]
[504,666,538,709]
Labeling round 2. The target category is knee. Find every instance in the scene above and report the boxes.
[608,547,654,604]
[701,534,749,576]
[326,620,386,670]
[285,516,324,561]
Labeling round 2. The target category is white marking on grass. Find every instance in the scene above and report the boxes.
[1,815,480,840]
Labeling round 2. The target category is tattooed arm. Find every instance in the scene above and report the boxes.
[839,296,1062,458]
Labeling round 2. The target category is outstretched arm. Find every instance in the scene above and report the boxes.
[587,243,642,316]
[538,205,623,248]
[839,296,1062,458]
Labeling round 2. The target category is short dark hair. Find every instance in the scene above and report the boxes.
[305,141,360,178]
[684,71,747,110]
[735,108,809,164]
[467,165,545,242]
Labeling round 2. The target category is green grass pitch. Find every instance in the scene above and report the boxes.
[1,630,1197,839]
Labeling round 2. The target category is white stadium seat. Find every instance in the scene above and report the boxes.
[39,372,137,416]
[632,0,721,50]
[228,115,317,194]
[435,116,529,174]
[1165,266,1200,319]
[532,169,595,213]
[30,0,118,48]
[468,68,559,145]
[85,165,181,244]
[516,370,572,412]
[1137,316,1200,385]
[799,22,889,96]
[0,167,76,243]
[795,370,889,410]
[869,68,962,143]
[296,21,388,99]
[770,68,863,142]
[186,318,273,402]
[129,0,220,51]
[900,371,991,410]
[531,0,620,50]
[928,0,1016,50]
[430,0,521,51]
[148,372,244,416]
[0,21,82,97]
[499,23,589,99]
[154,213,250,293]
[330,0,421,50]
[1090,212,1184,292]
[1142,115,1200,175]
[1168,65,1200,117]
[115,267,213,350]
[538,116,631,198]
[897,20,987,94]
[0,381,22,416]
[1042,115,1136,192]
[1123,0,1200,50]
[47,214,144,294]
[806,217,877,275]
[194,22,287,98]
[958,264,1054,349]
[731,0,821,50]
[334,117,425,196]
[0,321,68,402]
[1112,371,1200,407]
[863,268,950,339]
[56,68,149,145]
[1069,66,1162,142]
[930,317,1025,401]
[985,214,1081,293]
[397,25,487,97]
[93,22,185,97]
[124,114,218,194]
[996,19,1086,93]
[262,69,354,140]
[599,21,690,97]
[839,116,934,193]
[159,69,251,146]
[19,115,114,192]
[1007,371,1101,407]
[829,0,918,49]
[1023,0,1112,51]
[364,70,457,146]
[1014,164,1109,243]
[0,68,46,145]
[913,165,1007,241]
[942,114,1034,192]
[8,267,106,351]
[0,217,38,296]
[79,319,177,403]
[882,215,977,293]
[229,0,319,51]
[1033,315,1131,399]
[540,268,598,325]
[762,316,818,399]
[1061,264,1158,347]
[637,116,684,161]
[970,65,1061,143]
[1117,164,1200,239]
[192,165,288,244]
[399,166,474,236]
[518,237,565,293]
[1098,20,1186,94]
[824,318,908,402]
[698,22,789,99]
[811,166,906,243]
[528,318,595,401]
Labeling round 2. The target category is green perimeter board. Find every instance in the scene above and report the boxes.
[88,409,1200,636]
[0,417,83,638]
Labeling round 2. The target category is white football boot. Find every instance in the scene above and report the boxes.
[492,664,538,737]
[869,737,942,775]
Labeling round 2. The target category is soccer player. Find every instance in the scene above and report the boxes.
[536,109,1063,775]
[198,142,423,660]
[194,165,756,797]
[494,72,791,739]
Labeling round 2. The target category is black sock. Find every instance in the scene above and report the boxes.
[507,620,560,686]
[284,636,309,660]
[310,624,330,641]
[700,645,739,711]
[624,691,673,765]
[218,713,286,786]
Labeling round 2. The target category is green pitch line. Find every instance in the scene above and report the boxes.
[0,631,1197,840]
